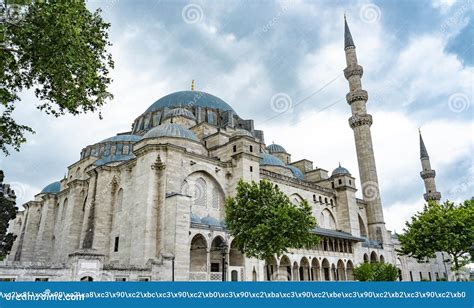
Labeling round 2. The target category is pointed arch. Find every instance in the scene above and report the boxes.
[370,251,378,263]
[336,260,345,281]
[279,255,292,281]
[320,209,337,230]
[190,234,208,273]
[322,259,331,281]
[346,260,354,280]
[299,257,310,281]
[290,193,304,205]
[311,258,320,281]
[359,215,368,238]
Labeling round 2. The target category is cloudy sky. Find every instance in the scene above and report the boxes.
[1,0,472,233]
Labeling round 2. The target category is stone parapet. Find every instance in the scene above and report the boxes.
[348,114,373,129]
[420,170,436,179]
[346,89,368,105]
[344,64,363,79]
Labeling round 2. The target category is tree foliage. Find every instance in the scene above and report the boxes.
[353,262,399,281]
[0,170,18,260]
[397,200,474,273]
[224,179,319,260]
[1,0,114,155]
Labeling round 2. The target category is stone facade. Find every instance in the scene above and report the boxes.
[0,19,451,282]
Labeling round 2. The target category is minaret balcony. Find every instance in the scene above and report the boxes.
[348,114,373,129]
[423,192,441,201]
[344,64,363,79]
[346,89,368,105]
[420,170,436,179]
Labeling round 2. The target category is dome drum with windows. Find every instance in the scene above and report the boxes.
[131,90,258,138]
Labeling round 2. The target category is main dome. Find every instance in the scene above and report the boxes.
[145,91,235,113]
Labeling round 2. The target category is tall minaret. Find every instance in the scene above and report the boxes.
[343,17,387,244]
[419,131,441,202]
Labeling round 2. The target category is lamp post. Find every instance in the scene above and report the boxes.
[220,241,228,282]
[171,256,175,282]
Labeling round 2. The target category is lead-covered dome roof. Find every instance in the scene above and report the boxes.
[260,153,285,166]
[332,164,350,176]
[41,181,61,194]
[143,123,198,141]
[146,91,234,113]
[266,143,287,154]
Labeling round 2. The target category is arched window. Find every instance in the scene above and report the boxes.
[116,188,123,212]
[212,186,220,209]
[194,178,207,207]
[76,168,81,178]
[61,199,68,221]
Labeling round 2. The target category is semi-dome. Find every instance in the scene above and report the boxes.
[143,123,198,141]
[266,143,287,154]
[100,134,141,143]
[287,165,304,180]
[260,153,285,166]
[162,107,196,121]
[41,181,61,194]
[191,213,201,224]
[145,91,235,113]
[332,164,350,176]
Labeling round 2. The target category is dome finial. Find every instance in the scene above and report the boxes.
[339,162,341,167]
[191,79,195,91]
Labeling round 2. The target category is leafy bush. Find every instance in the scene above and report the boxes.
[353,262,399,281]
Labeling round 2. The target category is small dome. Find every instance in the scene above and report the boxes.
[332,164,350,176]
[100,134,141,143]
[191,213,201,223]
[41,181,61,194]
[266,143,287,154]
[143,123,198,141]
[287,165,304,180]
[260,153,285,166]
[94,154,134,166]
[200,215,223,226]
[162,107,196,121]
[146,91,235,113]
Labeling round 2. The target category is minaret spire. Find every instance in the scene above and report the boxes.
[419,129,429,159]
[343,17,387,244]
[419,131,441,202]
[344,15,355,49]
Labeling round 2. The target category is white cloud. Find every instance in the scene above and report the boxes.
[261,109,473,232]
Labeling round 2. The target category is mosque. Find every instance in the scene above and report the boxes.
[0,18,450,281]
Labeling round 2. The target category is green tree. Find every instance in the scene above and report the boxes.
[397,200,474,276]
[224,179,319,260]
[353,262,399,281]
[1,0,114,155]
[0,170,17,260]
